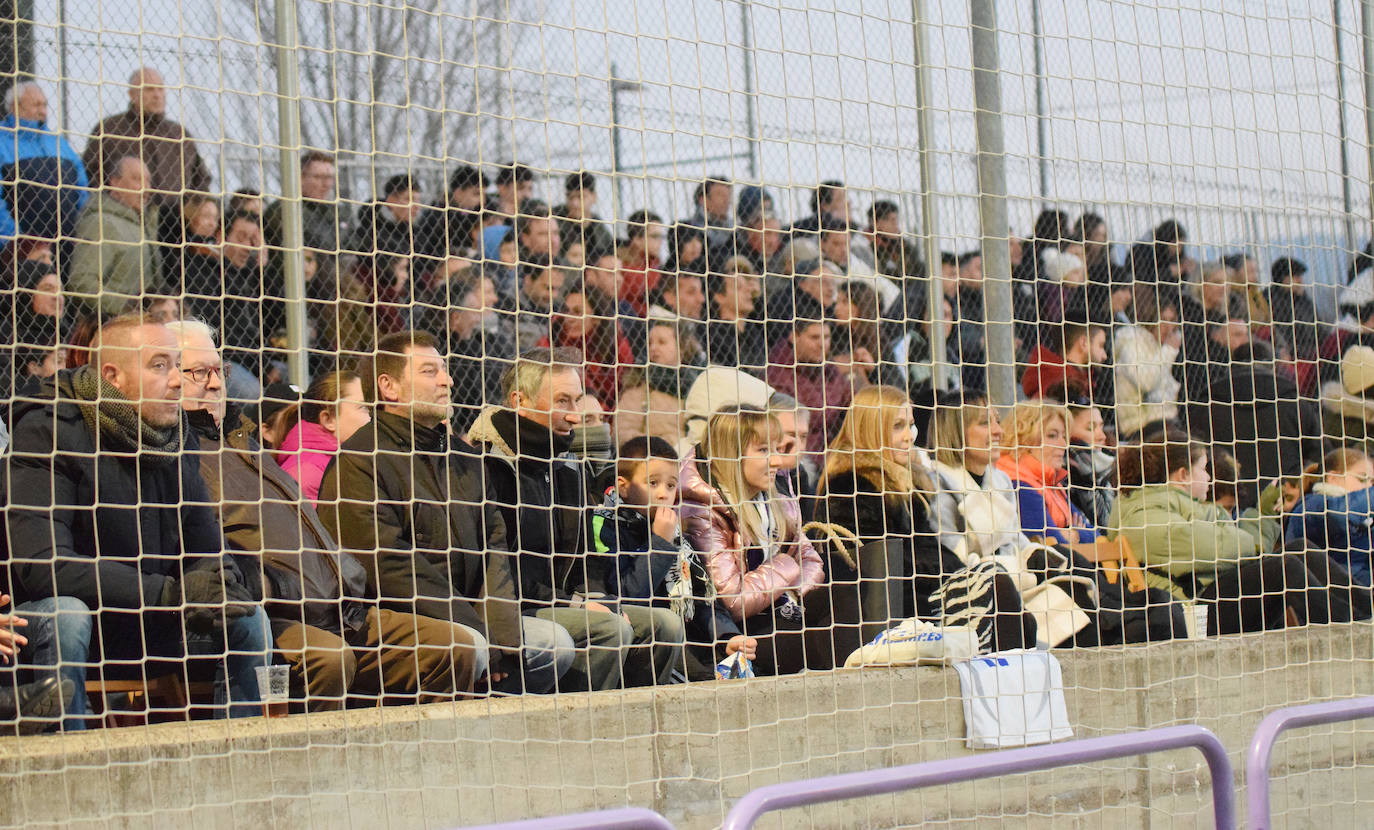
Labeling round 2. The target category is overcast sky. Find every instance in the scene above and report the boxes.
[30,0,1364,288]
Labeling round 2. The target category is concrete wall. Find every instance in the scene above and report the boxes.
[3,623,1374,829]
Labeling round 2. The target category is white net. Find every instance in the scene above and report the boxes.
[1,0,1373,828]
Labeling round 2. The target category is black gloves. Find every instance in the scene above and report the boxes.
[159,563,258,635]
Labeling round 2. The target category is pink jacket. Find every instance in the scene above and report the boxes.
[679,449,825,621]
[274,421,338,505]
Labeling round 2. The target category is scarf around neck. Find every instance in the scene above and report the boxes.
[68,363,180,464]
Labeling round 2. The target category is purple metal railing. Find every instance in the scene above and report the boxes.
[720,725,1236,830]
[1245,696,1374,830]
[458,807,676,830]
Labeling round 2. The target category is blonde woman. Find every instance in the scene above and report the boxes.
[995,399,1099,548]
[680,407,826,674]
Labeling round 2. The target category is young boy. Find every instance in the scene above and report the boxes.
[592,436,756,679]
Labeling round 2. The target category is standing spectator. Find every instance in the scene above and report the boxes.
[5,314,269,725]
[263,151,348,258]
[679,408,827,675]
[493,162,535,223]
[271,370,371,505]
[767,318,861,454]
[790,180,849,235]
[318,331,574,695]
[67,157,159,320]
[81,67,211,210]
[617,210,667,316]
[0,81,88,245]
[350,173,426,259]
[466,347,683,690]
[416,164,486,261]
[553,171,613,261]
[685,176,733,252]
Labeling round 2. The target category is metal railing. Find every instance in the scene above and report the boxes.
[1245,696,1374,830]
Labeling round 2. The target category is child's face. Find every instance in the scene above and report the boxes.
[619,457,680,510]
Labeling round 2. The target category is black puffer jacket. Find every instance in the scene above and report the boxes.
[4,371,228,610]
[188,409,369,641]
[317,411,523,662]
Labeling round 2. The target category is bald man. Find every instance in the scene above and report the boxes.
[81,67,211,209]
[4,313,270,727]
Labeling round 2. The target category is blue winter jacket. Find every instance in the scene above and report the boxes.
[1285,484,1374,586]
[0,115,89,242]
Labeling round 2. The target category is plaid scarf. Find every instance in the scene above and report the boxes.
[68,363,180,465]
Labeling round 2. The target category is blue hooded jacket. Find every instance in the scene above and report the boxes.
[1285,483,1374,586]
[0,115,89,242]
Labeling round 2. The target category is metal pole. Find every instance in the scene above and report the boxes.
[969,0,1015,407]
[1337,0,1358,255]
[273,0,308,388]
[911,0,945,391]
[57,0,68,130]
[740,0,760,180]
[1032,0,1049,202]
[1362,0,1374,246]
[611,61,624,224]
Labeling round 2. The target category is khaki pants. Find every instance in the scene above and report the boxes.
[275,609,478,710]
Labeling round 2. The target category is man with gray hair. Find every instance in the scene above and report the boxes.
[67,156,160,319]
[0,80,88,244]
[81,67,211,209]
[467,347,685,690]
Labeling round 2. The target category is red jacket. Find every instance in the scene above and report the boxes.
[1020,344,1091,400]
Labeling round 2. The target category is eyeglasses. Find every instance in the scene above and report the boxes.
[180,364,230,385]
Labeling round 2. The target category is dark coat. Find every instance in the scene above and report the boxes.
[3,372,226,612]
[316,411,524,660]
[189,410,369,640]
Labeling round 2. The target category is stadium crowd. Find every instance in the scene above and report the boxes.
[4,68,1374,730]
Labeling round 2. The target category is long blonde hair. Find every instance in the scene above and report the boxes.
[701,408,787,549]
[820,385,917,502]
[1000,399,1071,461]
[929,390,991,470]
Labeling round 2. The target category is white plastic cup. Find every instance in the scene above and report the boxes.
[255,664,290,716]
[1186,604,1209,640]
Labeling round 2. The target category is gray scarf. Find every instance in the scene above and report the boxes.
[68,363,181,464]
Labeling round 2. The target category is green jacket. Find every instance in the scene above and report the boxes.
[68,192,161,318]
[1108,483,1282,596]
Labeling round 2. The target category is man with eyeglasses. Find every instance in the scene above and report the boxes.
[4,313,270,729]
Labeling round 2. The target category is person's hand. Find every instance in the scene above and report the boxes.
[850,346,876,370]
[1164,329,1183,350]
[584,600,631,623]
[726,635,757,661]
[652,505,679,541]
[488,672,508,684]
[0,594,28,663]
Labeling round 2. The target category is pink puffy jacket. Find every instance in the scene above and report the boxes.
[274,421,338,505]
[679,449,825,622]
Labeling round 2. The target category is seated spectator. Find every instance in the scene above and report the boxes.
[1323,344,1374,454]
[617,210,668,316]
[790,180,849,235]
[466,347,682,689]
[302,246,374,377]
[767,318,860,454]
[593,436,748,680]
[1064,399,1116,531]
[553,172,613,261]
[318,331,574,694]
[0,81,88,245]
[271,370,371,504]
[5,313,269,726]
[765,258,840,347]
[537,284,633,407]
[446,275,517,433]
[0,595,70,733]
[350,173,426,259]
[897,292,957,393]
[181,210,270,395]
[816,385,944,657]
[480,226,519,305]
[159,191,221,293]
[171,320,479,707]
[1113,297,1182,441]
[647,270,706,323]
[864,200,928,318]
[12,259,62,348]
[616,319,700,448]
[1287,449,1374,588]
[925,391,1039,651]
[679,366,775,455]
[67,156,159,321]
[831,281,905,390]
[730,205,783,277]
[417,164,486,261]
[666,223,707,274]
[81,67,211,212]
[515,199,563,266]
[1223,252,1273,332]
[228,188,263,217]
[513,259,562,352]
[1191,339,1324,511]
[263,151,347,259]
[685,176,734,253]
[493,162,534,223]
[679,407,827,674]
[1111,430,1357,634]
[704,258,767,374]
[996,399,1098,548]
[1268,257,1324,365]
[1022,321,1109,404]
[1038,238,1091,322]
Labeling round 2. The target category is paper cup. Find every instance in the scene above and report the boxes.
[1186,604,1209,640]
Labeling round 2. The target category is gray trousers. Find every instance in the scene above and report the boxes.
[535,604,684,691]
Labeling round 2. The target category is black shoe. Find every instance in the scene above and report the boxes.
[0,676,72,735]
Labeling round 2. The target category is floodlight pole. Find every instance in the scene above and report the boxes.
[274,0,308,387]
[969,0,1015,407]
[1336,0,1357,255]
[911,0,946,391]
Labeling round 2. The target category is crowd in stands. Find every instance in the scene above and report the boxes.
[5,66,1374,730]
